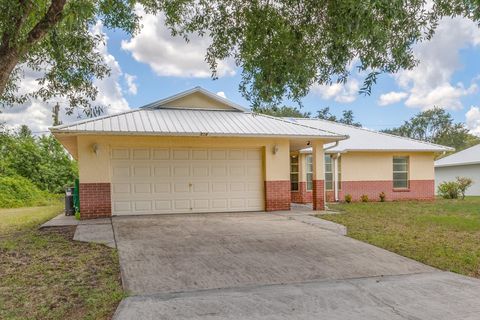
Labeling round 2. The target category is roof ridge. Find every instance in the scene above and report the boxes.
[295,118,453,151]
[258,113,348,138]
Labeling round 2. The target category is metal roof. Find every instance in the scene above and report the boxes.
[50,108,346,139]
[287,118,454,153]
[435,143,480,167]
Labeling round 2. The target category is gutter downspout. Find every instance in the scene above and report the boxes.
[323,141,339,152]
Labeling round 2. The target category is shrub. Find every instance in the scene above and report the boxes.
[0,175,56,208]
[437,181,460,199]
[344,194,352,203]
[379,192,386,202]
[456,177,473,200]
[360,194,369,202]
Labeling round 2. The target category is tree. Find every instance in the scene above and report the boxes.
[254,106,310,118]
[0,0,161,116]
[382,108,480,152]
[0,1,454,113]
[316,107,362,127]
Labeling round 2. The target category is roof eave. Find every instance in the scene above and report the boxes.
[49,130,347,140]
[435,161,480,168]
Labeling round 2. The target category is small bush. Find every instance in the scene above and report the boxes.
[379,192,386,202]
[456,177,473,200]
[0,175,56,208]
[344,194,352,203]
[75,210,81,220]
[360,194,369,202]
[437,181,460,199]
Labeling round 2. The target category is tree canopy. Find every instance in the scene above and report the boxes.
[382,108,480,153]
[0,1,475,114]
[0,125,77,193]
[316,107,362,127]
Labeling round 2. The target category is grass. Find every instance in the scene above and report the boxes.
[321,197,480,278]
[0,202,124,320]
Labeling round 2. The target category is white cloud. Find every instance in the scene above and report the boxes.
[312,79,360,103]
[124,73,138,95]
[1,21,130,133]
[378,91,408,106]
[466,106,480,136]
[393,16,480,110]
[216,91,227,99]
[121,7,235,78]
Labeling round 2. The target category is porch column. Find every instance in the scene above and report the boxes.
[264,140,291,211]
[333,155,339,202]
[312,140,325,210]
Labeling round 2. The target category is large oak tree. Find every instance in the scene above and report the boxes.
[0,0,476,115]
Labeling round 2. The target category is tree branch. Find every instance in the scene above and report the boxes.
[25,0,67,48]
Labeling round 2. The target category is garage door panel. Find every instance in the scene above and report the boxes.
[111,148,264,215]
[133,166,151,177]
[132,148,150,160]
[152,148,170,160]
[173,166,190,177]
[111,148,129,160]
[154,166,170,177]
[134,183,151,193]
[154,183,171,193]
[173,149,190,160]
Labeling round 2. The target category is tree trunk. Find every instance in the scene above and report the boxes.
[0,49,20,97]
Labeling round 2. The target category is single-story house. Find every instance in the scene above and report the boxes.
[51,87,346,219]
[51,87,453,219]
[435,143,480,196]
[285,118,453,203]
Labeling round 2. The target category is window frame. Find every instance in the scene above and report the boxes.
[392,156,410,189]
[324,154,333,191]
[290,155,299,192]
[306,155,313,191]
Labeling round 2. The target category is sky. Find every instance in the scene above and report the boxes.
[2,12,480,136]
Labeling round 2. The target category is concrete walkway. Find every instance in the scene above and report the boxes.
[40,213,78,228]
[109,211,480,319]
[73,218,116,248]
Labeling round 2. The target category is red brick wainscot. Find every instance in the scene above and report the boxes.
[312,180,325,210]
[265,180,291,211]
[291,182,313,204]
[79,183,112,219]
[338,180,435,202]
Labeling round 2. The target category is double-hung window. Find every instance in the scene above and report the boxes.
[290,155,299,191]
[306,155,313,191]
[325,154,333,190]
[393,156,409,189]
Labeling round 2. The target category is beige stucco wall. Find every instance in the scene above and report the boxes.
[340,152,435,181]
[311,141,325,180]
[76,135,312,183]
[162,92,236,110]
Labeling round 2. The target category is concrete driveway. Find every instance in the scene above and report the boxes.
[112,212,480,319]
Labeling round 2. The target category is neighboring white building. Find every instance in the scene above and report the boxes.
[435,144,480,196]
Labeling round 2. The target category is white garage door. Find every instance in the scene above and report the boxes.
[110,147,264,215]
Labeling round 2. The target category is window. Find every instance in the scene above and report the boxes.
[337,156,342,190]
[306,155,313,191]
[325,154,333,190]
[290,155,299,191]
[393,156,409,189]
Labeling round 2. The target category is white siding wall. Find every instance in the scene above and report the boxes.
[435,164,480,196]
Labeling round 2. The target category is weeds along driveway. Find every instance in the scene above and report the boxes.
[111,212,434,295]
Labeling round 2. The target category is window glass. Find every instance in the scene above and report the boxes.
[290,155,299,191]
[306,155,313,191]
[325,154,333,190]
[393,156,409,189]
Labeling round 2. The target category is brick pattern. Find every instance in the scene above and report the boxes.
[338,180,435,202]
[325,190,335,202]
[265,180,291,211]
[312,180,325,210]
[79,183,112,219]
[291,182,313,204]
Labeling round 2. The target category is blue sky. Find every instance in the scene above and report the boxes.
[3,13,480,135]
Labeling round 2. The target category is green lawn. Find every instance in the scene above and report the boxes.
[321,197,480,278]
[0,202,124,320]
